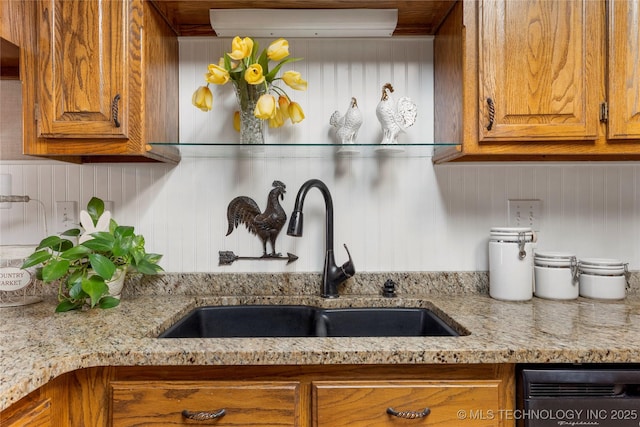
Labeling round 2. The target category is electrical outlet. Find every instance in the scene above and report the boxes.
[55,201,78,233]
[508,199,542,231]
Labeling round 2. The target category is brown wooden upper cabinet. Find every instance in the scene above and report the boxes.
[608,0,640,140]
[434,0,640,162]
[24,0,180,163]
[38,0,129,138]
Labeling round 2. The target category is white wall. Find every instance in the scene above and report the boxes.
[1,38,639,273]
[180,38,433,146]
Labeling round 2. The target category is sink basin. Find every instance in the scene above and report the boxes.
[319,307,458,337]
[159,305,318,338]
[158,305,461,338]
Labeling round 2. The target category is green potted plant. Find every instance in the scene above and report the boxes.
[21,197,163,312]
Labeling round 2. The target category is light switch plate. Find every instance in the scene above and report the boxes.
[55,201,78,233]
[508,199,542,231]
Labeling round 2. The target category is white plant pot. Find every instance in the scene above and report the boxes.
[106,268,126,299]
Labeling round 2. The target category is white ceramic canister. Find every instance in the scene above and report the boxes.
[489,227,536,301]
[533,251,579,300]
[578,258,628,300]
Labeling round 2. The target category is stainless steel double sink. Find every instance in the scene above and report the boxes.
[159,305,462,338]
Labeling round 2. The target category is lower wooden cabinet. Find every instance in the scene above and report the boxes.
[108,365,513,427]
[314,380,503,426]
[0,396,52,427]
[0,364,515,427]
[111,381,302,426]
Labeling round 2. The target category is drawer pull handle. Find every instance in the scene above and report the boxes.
[112,94,121,128]
[387,407,431,419]
[181,409,226,421]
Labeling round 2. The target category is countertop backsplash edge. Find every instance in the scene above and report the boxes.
[35,270,640,297]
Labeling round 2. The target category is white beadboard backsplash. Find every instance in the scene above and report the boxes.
[180,37,433,146]
[1,38,639,273]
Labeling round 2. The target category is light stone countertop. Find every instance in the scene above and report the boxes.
[1,271,640,411]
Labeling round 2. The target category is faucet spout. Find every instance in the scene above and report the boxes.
[287,179,355,298]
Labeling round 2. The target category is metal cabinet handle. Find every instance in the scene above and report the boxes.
[486,97,495,131]
[181,409,226,421]
[112,94,121,128]
[386,407,431,419]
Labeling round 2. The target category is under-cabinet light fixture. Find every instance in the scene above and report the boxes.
[209,9,398,38]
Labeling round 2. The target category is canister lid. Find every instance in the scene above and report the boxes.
[580,258,624,267]
[579,258,626,275]
[489,227,535,242]
[534,251,576,267]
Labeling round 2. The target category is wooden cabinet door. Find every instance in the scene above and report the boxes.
[38,0,128,138]
[111,381,301,426]
[313,380,505,426]
[477,0,603,142]
[1,398,52,427]
[608,0,640,140]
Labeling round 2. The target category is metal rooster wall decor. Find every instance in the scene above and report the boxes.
[219,180,298,265]
[376,83,417,147]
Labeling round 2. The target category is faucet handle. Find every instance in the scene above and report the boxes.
[340,244,355,277]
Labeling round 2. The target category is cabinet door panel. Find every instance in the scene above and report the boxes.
[38,0,128,138]
[313,380,503,426]
[111,381,301,426]
[2,398,51,427]
[608,0,640,140]
[478,0,602,142]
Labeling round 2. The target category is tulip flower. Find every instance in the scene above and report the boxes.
[219,57,237,70]
[254,94,276,119]
[206,64,230,85]
[192,86,213,111]
[282,71,307,91]
[228,36,253,60]
[269,106,285,128]
[267,38,289,61]
[245,64,265,85]
[278,96,290,121]
[233,111,241,132]
[288,102,305,123]
[193,36,307,132]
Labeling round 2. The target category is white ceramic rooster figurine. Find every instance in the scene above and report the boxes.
[375,83,417,145]
[330,97,363,147]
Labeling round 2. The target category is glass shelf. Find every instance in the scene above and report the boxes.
[149,142,459,159]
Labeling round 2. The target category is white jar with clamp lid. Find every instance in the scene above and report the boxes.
[534,251,579,300]
[489,227,536,301]
[578,258,628,300]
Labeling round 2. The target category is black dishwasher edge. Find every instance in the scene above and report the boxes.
[516,363,640,427]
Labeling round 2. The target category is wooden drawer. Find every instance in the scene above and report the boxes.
[111,381,301,426]
[313,380,504,426]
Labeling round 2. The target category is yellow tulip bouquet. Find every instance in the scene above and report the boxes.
[192,36,307,142]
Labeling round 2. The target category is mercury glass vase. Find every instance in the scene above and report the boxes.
[234,81,267,145]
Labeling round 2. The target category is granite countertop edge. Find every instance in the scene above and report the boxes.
[2,271,640,411]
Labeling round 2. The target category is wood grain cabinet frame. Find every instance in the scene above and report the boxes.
[0,365,515,427]
[37,0,129,139]
[0,397,52,427]
[434,0,640,162]
[21,0,180,163]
